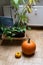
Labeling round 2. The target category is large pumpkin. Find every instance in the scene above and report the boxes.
[21,39,36,55]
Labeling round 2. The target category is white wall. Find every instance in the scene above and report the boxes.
[0,0,9,6]
[0,0,9,16]
[36,0,43,6]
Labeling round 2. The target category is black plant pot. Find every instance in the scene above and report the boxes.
[0,29,3,39]
[12,32,25,38]
[2,32,25,40]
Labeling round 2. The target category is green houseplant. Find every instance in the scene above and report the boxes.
[10,0,39,38]
[1,0,39,39]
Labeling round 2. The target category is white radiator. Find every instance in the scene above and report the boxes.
[3,6,43,26]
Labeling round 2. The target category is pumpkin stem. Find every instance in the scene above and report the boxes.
[28,38,30,43]
[26,34,30,43]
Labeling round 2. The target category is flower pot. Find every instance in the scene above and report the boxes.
[2,31,26,39]
[2,33,26,45]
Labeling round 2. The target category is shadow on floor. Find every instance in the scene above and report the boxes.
[22,52,35,58]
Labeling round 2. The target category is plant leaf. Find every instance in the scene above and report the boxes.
[13,0,19,4]
[33,0,36,5]
[29,0,33,5]
[10,0,19,9]
[27,26,31,30]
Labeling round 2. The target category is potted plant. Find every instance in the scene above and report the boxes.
[1,0,39,39]
[10,0,39,38]
[1,23,26,39]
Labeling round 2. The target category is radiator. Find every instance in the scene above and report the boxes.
[3,6,43,26]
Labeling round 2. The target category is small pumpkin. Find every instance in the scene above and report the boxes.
[15,52,21,58]
[21,39,36,55]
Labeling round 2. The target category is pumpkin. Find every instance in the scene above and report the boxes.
[21,39,36,55]
[15,52,21,58]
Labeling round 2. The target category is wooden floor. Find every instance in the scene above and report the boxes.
[0,30,43,65]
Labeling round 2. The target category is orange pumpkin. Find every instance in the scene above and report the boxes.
[21,39,36,55]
